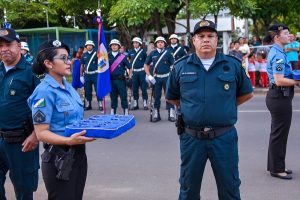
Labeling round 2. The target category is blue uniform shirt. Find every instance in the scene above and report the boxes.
[267,44,293,84]
[81,49,98,72]
[145,49,174,75]
[28,74,84,136]
[128,48,147,69]
[108,52,131,77]
[167,45,187,61]
[285,41,300,62]
[166,53,253,127]
[0,56,40,129]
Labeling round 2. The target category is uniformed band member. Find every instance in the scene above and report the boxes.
[108,39,132,115]
[28,40,95,199]
[144,36,175,122]
[166,20,253,199]
[265,24,299,180]
[20,41,34,65]
[80,40,103,111]
[128,37,148,110]
[168,34,187,61]
[0,28,40,200]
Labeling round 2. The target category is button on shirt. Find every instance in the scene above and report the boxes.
[166,53,253,127]
[81,50,98,72]
[0,57,40,129]
[108,52,131,77]
[267,44,293,84]
[28,74,83,136]
[145,49,174,75]
[128,48,147,69]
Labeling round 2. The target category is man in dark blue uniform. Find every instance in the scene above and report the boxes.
[168,34,187,61]
[166,20,253,200]
[20,41,34,65]
[108,39,132,115]
[0,28,40,200]
[144,36,175,122]
[80,40,103,111]
[128,37,148,110]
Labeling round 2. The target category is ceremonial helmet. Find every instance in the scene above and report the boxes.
[169,34,180,40]
[109,39,121,47]
[155,36,167,44]
[132,37,142,45]
[85,40,95,47]
[20,41,30,51]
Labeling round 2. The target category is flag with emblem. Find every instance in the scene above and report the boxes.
[96,16,111,100]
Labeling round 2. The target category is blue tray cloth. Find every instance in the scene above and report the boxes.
[65,115,135,139]
[292,70,300,80]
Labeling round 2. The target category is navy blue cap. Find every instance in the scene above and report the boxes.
[193,20,217,35]
[268,24,289,32]
[0,28,20,42]
[37,40,70,54]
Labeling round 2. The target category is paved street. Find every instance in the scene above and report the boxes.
[5,94,300,200]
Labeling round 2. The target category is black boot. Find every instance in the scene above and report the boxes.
[98,101,103,111]
[133,100,139,110]
[84,101,92,110]
[152,109,161,122]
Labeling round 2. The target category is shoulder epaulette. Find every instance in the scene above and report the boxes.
[225,54,242,63]
[174,55,189,65]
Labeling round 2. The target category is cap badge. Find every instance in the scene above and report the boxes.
[52,40,61,47]
[10,89,16,96]
[278,26,283,30]
[0,30,9,36]
[200,21,210,27]
[224,84,230,90]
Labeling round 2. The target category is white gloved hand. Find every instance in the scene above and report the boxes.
[80,76,85,84]
[146,74,156,85]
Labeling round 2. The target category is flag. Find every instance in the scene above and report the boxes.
[96,17,111,99]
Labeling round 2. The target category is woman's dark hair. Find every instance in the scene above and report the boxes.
[32,40,70,75]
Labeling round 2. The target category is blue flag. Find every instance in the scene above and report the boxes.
[96,24,111,99]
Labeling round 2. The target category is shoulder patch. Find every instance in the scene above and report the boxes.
[33,98,46,108]
[174,55,189,65]
[33,110,46,123]
[276,65,283,71]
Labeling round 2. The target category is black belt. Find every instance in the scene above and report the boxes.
[184,126,233,139]
[44,143,85,154]
[0,129,26,143]
[111,75,126,80]
[269,84,293,90]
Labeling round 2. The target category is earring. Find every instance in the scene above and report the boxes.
[49,66,53,69]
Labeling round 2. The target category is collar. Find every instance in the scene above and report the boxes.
[44,74,70,90]
[171,44,178,48]
[112,51,119,57]
[0,56,26,71]
[156,48,165,53]
[88,50,94,54]
[134,48,140,52]
[187,53,226,67]
[272,43,284,53]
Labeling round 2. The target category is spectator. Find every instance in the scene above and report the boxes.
[284,34,300,70]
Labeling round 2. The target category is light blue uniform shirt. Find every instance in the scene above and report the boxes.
[28,74,84,136]
[267,44,293,84]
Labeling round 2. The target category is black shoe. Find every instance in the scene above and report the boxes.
[168,116,175,122]
[99,106,103,111]
[152,116,161,122]
[84,105,92,111]
[285,169,293,174]
[133,106,139,110]
[270,172,292,180]
[144,106,149,110]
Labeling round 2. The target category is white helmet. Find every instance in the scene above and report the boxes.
[169,34,179,40]
[132,37,142,45]
[155,36,167,44]
[109,39,121,47]
[21,42,30,51]
[85,40,95,47]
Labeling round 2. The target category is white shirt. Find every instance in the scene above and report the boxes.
[134,48,140,52]
[5,66,14,72]
[171,44,178,48]
[200,57,215,71]
[112,51,118,57]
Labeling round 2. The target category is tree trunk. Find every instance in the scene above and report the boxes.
[153,10,163,36]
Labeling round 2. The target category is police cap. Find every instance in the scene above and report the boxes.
[0,28,20,42]
[85,40,95,47]
[193,20,217,35]
[132,37,142,45]
[37,40,70,54]
[268,24,289,32]
[169,34,180,40]
[21,42,30,51]
[155,36,167,44]
[109,39,121,47]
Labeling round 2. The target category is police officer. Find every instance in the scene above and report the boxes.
[28,40,95,199]
[168,34,187,61]
[80,40,103,111]
[144,36,175,122]
[128,37,148,110]
[265,24,299,180]
[108,39,132,115]
[20,41,34,65]
[0,28,40,200]
[166,20,253,200]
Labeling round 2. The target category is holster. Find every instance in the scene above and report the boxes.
[175,111,184,135]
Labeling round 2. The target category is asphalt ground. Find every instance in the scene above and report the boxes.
[4,92,300,200]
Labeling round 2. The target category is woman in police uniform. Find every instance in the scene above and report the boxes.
[265,24,300,179]
[28,40,95,199]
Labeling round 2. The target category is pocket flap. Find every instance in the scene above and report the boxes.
[218,74,235,82]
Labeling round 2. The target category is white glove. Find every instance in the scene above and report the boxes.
[80,76,85,84]
[146,74,156,85]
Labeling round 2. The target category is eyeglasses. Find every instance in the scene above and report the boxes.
[53,55,70,64]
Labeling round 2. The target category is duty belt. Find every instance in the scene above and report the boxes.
[269,84,293,90]
[133,68,144,72]
[0,129,26,143]
[85,70,98,75]
[154,73,170,78]
[184,125,233,139]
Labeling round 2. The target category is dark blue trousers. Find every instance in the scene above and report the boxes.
[0,139,39,200]
[132,71,148,101]
[154,77,173,109]
[110,79,128,109]
[178,127,241,200]
[84,74,101,102]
